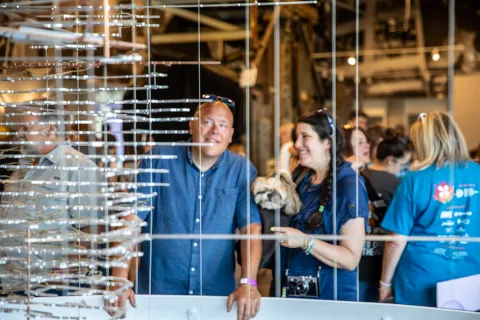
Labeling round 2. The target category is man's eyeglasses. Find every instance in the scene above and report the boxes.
[202,94,236,114]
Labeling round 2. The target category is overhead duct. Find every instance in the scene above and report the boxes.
[367,79,424,95]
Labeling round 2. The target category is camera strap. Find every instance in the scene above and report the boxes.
[284,248,293,276]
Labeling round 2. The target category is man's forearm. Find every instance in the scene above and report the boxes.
[128,247,140,283]
[112,264,130,280]
[111,214,143,284]
[240,223,262,280]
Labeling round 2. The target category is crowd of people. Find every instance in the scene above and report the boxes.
[269,109,479,308]
[117,98,479,318]
[1,96,479,319]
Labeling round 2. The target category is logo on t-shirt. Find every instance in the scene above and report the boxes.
[434,181,455,204]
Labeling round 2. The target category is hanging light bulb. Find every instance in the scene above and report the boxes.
[347,57,356,65]
[431,48,440,61]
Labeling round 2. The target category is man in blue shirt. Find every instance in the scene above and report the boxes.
[111,98,262,319]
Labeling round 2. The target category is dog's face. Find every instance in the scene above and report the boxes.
[252,177,287,210]
[251,172,302,215]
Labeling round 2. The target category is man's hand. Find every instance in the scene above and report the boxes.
[227,285,261,320]
[105,287,136,318]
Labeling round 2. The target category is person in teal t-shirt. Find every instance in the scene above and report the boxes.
[380,111,480,307]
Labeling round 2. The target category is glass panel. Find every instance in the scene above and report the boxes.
[0,0,479,318]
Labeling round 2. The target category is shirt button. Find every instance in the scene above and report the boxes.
[198,195,202,200]
[193,242,198,247]
[191,268,195,272]
[196,218,200,223]
[189,291,193,295]
[201,174,204,178]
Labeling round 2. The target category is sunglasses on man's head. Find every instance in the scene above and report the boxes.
[202,94,236,114]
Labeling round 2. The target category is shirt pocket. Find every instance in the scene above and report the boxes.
[39,182,68,213]
[214,188,239,219]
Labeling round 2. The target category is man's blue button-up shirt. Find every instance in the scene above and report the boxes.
[135,145,261,296]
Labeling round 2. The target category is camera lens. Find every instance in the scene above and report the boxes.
[296,281,309,294]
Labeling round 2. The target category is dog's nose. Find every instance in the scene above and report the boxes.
[267,193,274,200]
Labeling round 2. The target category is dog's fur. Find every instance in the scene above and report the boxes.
[251,172,302,216]
[246,172,302,270]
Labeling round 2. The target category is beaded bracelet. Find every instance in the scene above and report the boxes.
[304,237,315,255]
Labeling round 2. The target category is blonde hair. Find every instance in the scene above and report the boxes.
[410,111,470,171]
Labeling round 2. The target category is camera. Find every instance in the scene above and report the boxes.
[285,275,319,298]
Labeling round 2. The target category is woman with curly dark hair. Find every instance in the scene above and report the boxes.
[272,109,369,301]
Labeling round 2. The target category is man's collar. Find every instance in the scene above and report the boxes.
[39,141,71,165]
[186,140,225,171]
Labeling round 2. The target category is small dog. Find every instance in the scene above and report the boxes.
[251,171,302,216]
[249,171,302,269]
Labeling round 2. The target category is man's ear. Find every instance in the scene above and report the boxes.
[189,120,193,135]
[48,125,58,137]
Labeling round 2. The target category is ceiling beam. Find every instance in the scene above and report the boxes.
[335,9,410,37]
[367,79,424,95]
[335,54,425,78]
[157,7,240,31]
[312,45,465,59]
[283,4,319,23]
[336,19,365,37]
[263,4,318,23]
[300,24,326,105]
[151,30,249,44]
[326,0,364,15]
[253,8,280,68]
[158,11,174,34]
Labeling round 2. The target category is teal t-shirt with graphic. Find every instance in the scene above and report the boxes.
[381,161,480,307]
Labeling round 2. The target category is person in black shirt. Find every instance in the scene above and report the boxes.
[358,136,411,302]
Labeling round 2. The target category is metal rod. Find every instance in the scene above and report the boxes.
[0,27,146,50]
[312,44,465,59]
